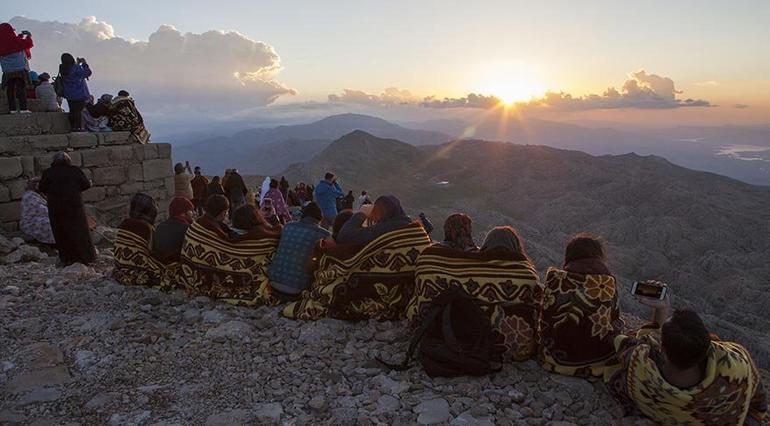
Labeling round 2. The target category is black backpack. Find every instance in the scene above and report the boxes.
[380,287,499,377]
[52,74,65,98]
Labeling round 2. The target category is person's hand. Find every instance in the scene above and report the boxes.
[634,280,673,325]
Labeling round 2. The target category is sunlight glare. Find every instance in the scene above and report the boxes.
[476,62,545,106]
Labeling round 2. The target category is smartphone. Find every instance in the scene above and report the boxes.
[418,212,434,234]
[631,281,667,300]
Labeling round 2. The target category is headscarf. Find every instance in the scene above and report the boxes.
[369,195,405,223]
[168,197,194,224]
[442,213,476,251]
[59,53,75,77]
[0,23,33,58]
[481,226,526,255]
[259,176,271,204]
[98,94,113,104]
[129,193,158,225]
[51,152,72,166]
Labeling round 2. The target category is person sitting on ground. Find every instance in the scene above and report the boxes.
[314,172,344,228]
[336,195,413,246]
[197,194,233,239]
[190,167,209,216]
[537,232,623,378]
[151,197,195,263]
[110,90,150,143]
[83,94,112,132]
[356,190,372,209]
[34,72,60,112]
[269,202,330,299]
[438,213,478,251]
[1,24,33,114]
[39,152,96,265]
[113,193,164,287]
[19,178,55,246]
[231,204,282,239]
[224,168,248,221]
[173,162,194,201]
[261,178,292,223]
[318,209,354,249]
[295,183,308,204]
[606,283,768,425]
[59,53,92,131]
[207,175,225,198]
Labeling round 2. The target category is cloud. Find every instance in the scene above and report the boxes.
[733,104,749,109]
[328,87,421,105]
[421,93,502,109]
[694,80,719,87]
[10,16,295,119]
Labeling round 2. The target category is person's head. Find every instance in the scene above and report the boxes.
[169,197,195,222]
[60,53,75,67]
[332,209,355,240]
[98,94,113,104]
[369,195,405,223]
[118,90,130,97]
[564,233,606,265]
[302,202,323,223]
[211,175,220,184]
[29,71,39,82]
[442,213,476,251]
[231,168,238,175]
[299,182,306,188]
[194,166,201,176]
[232,204,265,231]
[38,72,50,82]
[347,191,353,196]
[51,151,72,166]
[129,193,158,225]
[361,190,367,196]
[204,194,229,222]
[481,226,526,256]
[324,172,335,182]
[661,310,711,370]
[270,179,279,188]
[174,163,186,175]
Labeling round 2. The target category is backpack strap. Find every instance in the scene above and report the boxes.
[376,302,444,371]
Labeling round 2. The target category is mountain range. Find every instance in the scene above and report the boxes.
[282,130,770,367]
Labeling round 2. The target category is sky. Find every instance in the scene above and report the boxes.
[4,0,770,131]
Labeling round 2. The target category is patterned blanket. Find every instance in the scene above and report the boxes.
[177,221,279,305]
[407,246,541,362]
[113,219,165,288]
[537,267,623,378]
[606,328,769,425]
[282,223,431,321]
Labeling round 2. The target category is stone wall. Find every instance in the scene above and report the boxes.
[0,112,173,231]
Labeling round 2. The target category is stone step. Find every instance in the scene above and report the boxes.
[0,112,71,137]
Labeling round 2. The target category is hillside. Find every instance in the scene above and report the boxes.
[284,132,770,366]
[173,114,451,175]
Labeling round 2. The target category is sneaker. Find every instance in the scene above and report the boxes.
[19,110,32,114]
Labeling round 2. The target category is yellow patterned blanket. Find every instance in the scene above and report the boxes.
[177,219,279,305]
[537,267,623,378]
[113,218,167,289]
[407,246,541,362]
[282,222,431,321]
[606,328,769,425]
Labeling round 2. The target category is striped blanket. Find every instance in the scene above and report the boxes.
[407,246,541,362]
[606,327,769,425]
[282,222,431,321]
[177,220,279,305]
[537,267,623,378]
[113,218,165,289]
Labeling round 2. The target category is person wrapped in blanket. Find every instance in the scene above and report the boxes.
[19,178,55,246]
[336,195,412,245]
[83,94,112,132]
[409,220,541,362]
[606,281,768,425]
[537,233,624,378]
[109,90,150,143]
[113,193,162,287]
[152,197,195,264]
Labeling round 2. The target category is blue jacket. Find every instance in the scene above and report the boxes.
[0,51,27,73]
[269,217,330,294]
[62,64,92,101]
[314,180,344,218]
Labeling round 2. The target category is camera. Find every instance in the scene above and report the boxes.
[630,281,667,300]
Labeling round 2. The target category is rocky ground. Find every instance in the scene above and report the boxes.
[0,251,669,425]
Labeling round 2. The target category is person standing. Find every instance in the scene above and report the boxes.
[173,162,194,200]
[262,179,292,223]
[343,190,355,210]
[279,176,290,199]
[38,152,96,265]
[224,168,248,221]
[190,166,209,216]
[59,53,92,131]
[314,172,344,228]
[0,23,33,114]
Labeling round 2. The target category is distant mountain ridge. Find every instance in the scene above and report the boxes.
[283,130,770,367]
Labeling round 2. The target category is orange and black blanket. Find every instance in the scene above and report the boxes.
[407,246,541,362]
[113,218,168,289]
[537,267,624,378]
[282,222,431,321]
[176,218,279,305]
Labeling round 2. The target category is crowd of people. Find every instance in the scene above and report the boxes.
[1,23,149,142]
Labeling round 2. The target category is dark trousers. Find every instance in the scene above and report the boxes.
[67,99,86,130]
[5,77,28,111]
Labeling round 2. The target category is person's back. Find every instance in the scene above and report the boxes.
[314,173,344,226]
[152,197,195,263]
[269,203,330,296]
[35,79,60,112]
[336,195,412,246]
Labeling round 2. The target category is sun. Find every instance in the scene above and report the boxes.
[476,63,545,106]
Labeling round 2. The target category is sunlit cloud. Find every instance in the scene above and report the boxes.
[694,80,720,87]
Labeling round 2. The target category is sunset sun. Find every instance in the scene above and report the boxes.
[476,63,545,106]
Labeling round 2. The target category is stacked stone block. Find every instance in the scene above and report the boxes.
[0,112,173,231]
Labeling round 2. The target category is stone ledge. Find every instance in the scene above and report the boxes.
[0,134,70,155]
[97,132,132,146]
[68,133,98,149]
[0,113,70,137]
